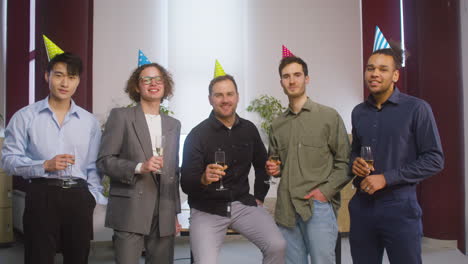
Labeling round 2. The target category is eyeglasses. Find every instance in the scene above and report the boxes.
[139,76,163,85]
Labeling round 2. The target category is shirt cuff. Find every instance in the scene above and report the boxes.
[135,163,143,174]
[383,169,399,186]
[32,160,48,178]
[318,184,335,202]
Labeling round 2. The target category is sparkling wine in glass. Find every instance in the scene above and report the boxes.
[265,154,280,185]
[215,150,228,191]
[153,135,165,174]
[64,145,77,185]
[360,146,374,170]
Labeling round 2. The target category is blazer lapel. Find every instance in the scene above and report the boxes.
[161,114,176,177]
[132,104,153,161]
[161,114,174,150]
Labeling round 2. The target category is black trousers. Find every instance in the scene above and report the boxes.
[23,181,96,264]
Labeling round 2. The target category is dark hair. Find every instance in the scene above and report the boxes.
[208,74,238,95]
[371,41,407,70]
[278,56,308,77]
[125,63,174,103]
[46,52,82,76]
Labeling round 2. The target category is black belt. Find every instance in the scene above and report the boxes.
[29,178,88,189]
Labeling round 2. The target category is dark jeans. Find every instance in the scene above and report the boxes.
[349,187,422,264]
[23,180,96,264]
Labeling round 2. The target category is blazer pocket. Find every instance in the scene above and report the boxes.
[109,187,134,198]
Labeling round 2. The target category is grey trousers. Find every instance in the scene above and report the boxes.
[190,201,286,264]
[113,215,175,264]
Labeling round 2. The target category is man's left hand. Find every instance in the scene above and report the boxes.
[304,188,328,202]
[255,199,263,206]
[360,174,386,195]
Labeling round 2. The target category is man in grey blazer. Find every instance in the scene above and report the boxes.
[97,63,181,264]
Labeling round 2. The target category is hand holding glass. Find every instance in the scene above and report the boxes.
[153,135,165,174]
[63,146,77,184]
[360,146,374,171]
[265,154,280,185]
[215,150,228,191]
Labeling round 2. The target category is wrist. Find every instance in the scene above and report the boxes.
[201,174,209,185]
[43,160,49,172]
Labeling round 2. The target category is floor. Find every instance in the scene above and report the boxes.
[1,235,467,264]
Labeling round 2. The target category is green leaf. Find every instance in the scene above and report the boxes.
[246,95,286,136]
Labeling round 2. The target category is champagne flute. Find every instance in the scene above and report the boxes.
[64,145,77,185]
[215,150,228,191]
[265,154,280,185]
[360,146,374,170]
[153,135,165,174]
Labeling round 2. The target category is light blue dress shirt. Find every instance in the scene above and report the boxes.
[1,97,107,205]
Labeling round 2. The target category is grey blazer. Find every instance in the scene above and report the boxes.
[97,104,181,236]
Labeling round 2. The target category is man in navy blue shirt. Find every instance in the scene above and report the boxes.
[349,44,444,263]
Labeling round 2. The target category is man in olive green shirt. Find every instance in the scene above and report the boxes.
[266,56,351,264]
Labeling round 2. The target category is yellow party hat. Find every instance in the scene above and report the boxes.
[214,59,226,78]
[43,35,64,61]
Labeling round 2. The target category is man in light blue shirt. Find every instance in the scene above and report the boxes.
[1,52,106,264]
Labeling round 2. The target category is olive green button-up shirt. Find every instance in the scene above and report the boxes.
[269,98,351,228]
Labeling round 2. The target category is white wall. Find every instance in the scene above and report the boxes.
[93,0,168,124]
[94,0,363,131]
[244,0,363,133]
[94,0,363,199]
[168,0,248,133]
[461,0,468,255]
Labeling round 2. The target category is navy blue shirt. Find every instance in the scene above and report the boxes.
[351,88,444,191]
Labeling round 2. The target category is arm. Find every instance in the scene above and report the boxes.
[383,102,444,186]
[85,120,107,205]
[312,113,352,201]
[349,114,361,175]
[97,108,139,185]
[266,125,281,177]
[1,111,47,178]
[180,131,207,196]
[252,126,269,202]
[180,131,225,196]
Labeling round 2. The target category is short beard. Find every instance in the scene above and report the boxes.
[371,83,394,96]
[284,87,305,99]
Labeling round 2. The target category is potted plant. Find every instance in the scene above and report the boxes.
[246,95,286,136]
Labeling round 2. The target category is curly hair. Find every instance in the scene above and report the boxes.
[125,63,174,103]
[371,41,408,70]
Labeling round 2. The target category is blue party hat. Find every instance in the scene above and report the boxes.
[373,26,391,52]
[138,50,152,67]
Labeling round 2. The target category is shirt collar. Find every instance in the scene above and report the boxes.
[38,96,81,118]
[284,97,315,116]
[209,110,241,129]
[366,87,401,107]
